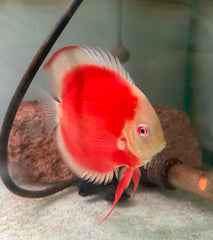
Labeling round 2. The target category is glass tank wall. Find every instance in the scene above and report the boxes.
[0,0,213,162]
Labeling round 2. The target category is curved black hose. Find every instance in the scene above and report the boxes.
[0,0,83,197]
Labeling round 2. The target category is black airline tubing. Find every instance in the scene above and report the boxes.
[0,0,83,197]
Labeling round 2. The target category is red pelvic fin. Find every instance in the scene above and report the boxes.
[132,168,141,199]
[98,167,133,225]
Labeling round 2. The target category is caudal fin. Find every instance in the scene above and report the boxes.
[37,88,60,133]
[98,167,133,225]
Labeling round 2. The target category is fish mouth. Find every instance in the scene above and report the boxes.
[140,142,166,166]
[135,139,167,167]
[161,140,167,150]
[157,140,167,154]
[144,141,167,164]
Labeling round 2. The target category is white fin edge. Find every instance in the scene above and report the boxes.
[37,88,60,133]
[56,126,116,185]
[83,46,134,85]
[43,46,135,100]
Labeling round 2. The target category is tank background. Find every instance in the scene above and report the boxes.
[0,0,213,157]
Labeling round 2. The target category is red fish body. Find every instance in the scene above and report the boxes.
[40,46,166,224]
[59,65,140,176]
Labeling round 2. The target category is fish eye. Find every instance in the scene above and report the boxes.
[137,124,148,137]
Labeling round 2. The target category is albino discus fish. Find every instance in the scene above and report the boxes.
[39,46,166,224]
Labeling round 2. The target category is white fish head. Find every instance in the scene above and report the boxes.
[121,88,166,166]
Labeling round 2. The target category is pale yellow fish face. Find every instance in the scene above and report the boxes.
[122,88,166,166]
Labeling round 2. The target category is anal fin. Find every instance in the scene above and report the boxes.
[98,167,133,225]
[132,168,141,199]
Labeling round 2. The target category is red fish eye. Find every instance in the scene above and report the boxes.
[137,124,148,136]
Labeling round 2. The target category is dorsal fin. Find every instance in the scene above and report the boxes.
[43,46,134,101]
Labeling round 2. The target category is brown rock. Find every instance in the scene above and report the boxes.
[8,101,202,184]
[8,101,72,183]
[152,104,202,168]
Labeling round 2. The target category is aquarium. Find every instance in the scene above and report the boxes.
[1,0,213,239]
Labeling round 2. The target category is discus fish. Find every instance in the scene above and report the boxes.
[39,46,166,224]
